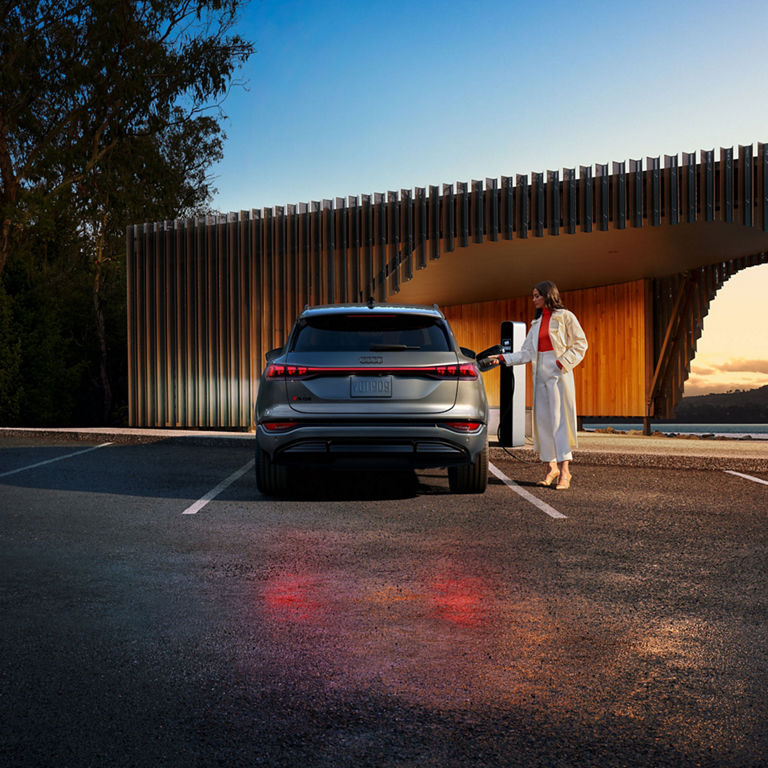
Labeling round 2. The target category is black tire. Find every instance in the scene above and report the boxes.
[448,442,488,494]
[255,446,290,495]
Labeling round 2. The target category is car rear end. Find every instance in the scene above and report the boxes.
[255,304,488,493]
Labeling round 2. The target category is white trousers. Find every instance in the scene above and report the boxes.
[534,351,577,463]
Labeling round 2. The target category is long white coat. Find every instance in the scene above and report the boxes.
[500,309,588,457]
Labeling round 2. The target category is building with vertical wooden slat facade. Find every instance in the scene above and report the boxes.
[126,144,768,430]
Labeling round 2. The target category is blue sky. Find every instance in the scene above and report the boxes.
[209,0,768,395]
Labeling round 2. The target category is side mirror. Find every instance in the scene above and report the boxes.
[459,346,476,359]
[265,346,283,362]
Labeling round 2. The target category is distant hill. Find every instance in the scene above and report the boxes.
[672,384,768,423]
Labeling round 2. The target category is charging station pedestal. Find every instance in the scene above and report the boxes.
[498,321,526,447]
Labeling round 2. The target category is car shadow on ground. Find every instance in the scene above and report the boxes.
[269,468,423,501]
[265,467,503,501]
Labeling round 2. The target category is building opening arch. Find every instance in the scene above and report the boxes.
[649,254,768,425]
[682,261,768,399]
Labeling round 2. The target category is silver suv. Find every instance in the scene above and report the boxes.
[254,303,489,495]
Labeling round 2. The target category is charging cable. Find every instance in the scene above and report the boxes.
[476,344,536,464]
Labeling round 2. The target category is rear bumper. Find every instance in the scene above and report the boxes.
[257,422,487,469]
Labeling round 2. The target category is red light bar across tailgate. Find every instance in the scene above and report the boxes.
[265,363,478,380]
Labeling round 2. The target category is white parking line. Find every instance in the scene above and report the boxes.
[724,470,768,487]
[182,459,255,515]
[489,462,567,519]
[0,442,114,478]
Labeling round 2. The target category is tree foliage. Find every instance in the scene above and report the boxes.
[0,0,253,425]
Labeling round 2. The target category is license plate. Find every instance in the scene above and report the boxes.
[350,376,392,398]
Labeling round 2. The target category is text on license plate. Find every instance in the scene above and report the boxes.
[350,376,392,398]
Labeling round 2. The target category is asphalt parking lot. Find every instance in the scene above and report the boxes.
[1,434,767,767]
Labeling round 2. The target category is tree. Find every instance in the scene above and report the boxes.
[0,0,253,424]
[0,0,253,276]
[0,283,22,423]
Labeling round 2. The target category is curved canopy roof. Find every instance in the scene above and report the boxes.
[391,146,768,305]
[396,219,768,306]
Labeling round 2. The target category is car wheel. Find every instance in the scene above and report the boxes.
[255,446,290,495]
[448,442,488,494]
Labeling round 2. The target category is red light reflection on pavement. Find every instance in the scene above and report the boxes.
[262,572,324,623]
[430,576,486,627]
[261,568,490,628]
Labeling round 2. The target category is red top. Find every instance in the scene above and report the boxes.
[538,309,554,352]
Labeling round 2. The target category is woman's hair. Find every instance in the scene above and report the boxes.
[534,280,565,317]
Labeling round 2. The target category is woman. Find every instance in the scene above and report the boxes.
[488,281,588,490]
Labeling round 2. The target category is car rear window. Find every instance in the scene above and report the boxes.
[291,314,451,352]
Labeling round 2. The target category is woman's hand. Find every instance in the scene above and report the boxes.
[484,354,501,366]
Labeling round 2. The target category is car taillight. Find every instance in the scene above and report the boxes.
[434,364,478,380]
[266,364,309,378]
[445,421,483,432]
[265,364,478,380]
[261,421,299,432]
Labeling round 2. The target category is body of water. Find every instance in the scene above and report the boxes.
[582,422,768,439]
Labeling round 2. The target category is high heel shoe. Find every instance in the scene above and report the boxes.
[555,474,571,490]
[537,470,560,487]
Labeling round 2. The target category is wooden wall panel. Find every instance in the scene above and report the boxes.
[443,280,651,417]
[443,296,532,410]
